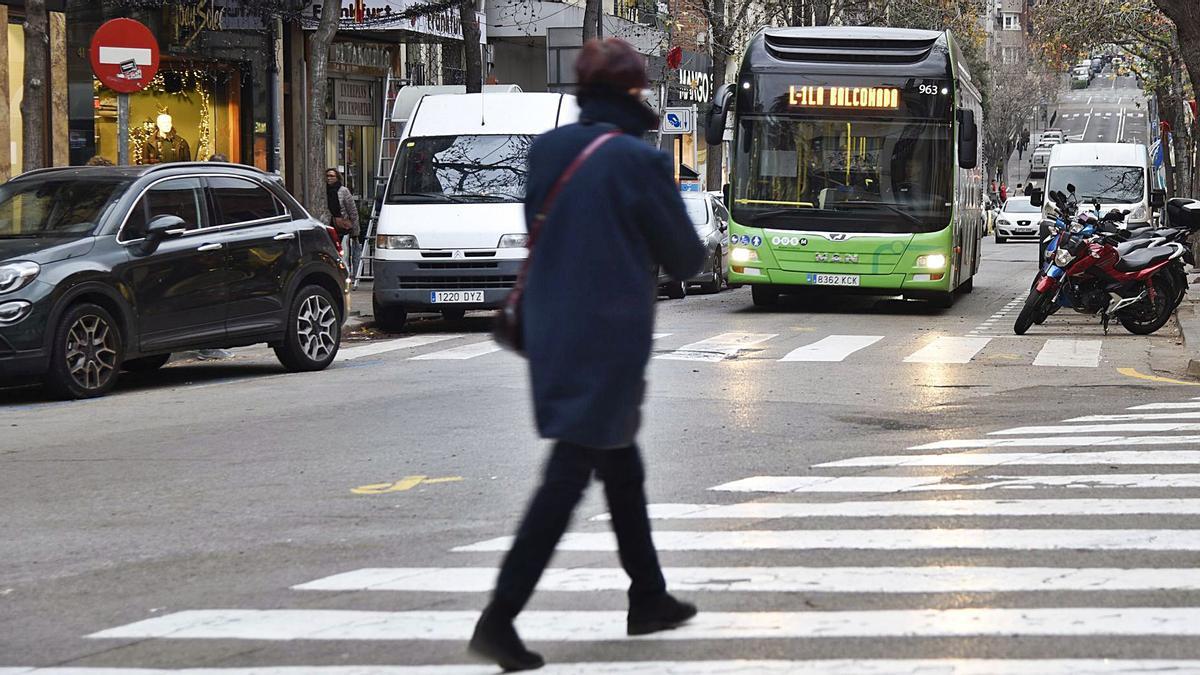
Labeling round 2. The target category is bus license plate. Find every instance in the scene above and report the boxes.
[430,291,484,304]
[807,273,860,287]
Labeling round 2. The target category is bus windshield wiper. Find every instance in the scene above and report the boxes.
[832,201,922,226]
[744,208,813,223]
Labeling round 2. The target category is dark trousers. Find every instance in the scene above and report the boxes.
[490,441,667,618]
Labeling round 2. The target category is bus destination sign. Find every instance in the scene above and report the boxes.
[789,85,900,109]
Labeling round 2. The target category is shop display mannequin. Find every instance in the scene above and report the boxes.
[141,112,192,164]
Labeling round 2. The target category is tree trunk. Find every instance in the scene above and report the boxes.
[705,47,729,191]
[305,0,339,221]
[582,0,601,41]
[1154,87,1178,197]
[21,0,48,171]
[460,0,482,92]
[812,0,832,25]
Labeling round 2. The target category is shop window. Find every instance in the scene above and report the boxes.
[122,178,208,241]
[208,176,286,225]
[8,22,24,175]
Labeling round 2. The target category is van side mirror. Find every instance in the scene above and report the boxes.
[956,108,978,169]
[705,84,734,147]
[139,215,187,255]
[1150,188,1165,209]
[1030,188,1044,208]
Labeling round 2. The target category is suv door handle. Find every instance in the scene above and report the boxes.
[273,232,297,241]
[197,242,224,252]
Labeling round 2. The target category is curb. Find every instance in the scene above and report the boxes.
[1179,279,1200,378]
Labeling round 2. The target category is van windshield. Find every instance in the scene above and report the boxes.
[387,134,534,204]
[1046,165,1144,204]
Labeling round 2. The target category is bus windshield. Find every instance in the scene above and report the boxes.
[733,116,952,233]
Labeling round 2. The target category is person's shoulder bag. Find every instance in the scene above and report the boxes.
[493,130,621,355]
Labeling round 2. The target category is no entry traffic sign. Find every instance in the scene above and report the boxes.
[89,18,159,94]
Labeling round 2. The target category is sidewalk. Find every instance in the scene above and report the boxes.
[1180,273,1200,378]
[345,281,375,335]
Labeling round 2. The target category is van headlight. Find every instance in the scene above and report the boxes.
[915,254,946,269]
[0,261,39,295]
[377,235,419,250]
[1128,205,1148,222]
[497,234,528,248]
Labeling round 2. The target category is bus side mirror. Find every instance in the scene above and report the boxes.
[1030,188,1044,208]
[722,183,731,206]
[956,109,978,169]
[1150,188,1165,209]
[705,84,734,146]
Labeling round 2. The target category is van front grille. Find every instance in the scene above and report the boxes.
[396,275,517,290]
[416,262,500,270]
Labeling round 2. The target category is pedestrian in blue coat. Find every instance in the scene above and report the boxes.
[469,38,706,671]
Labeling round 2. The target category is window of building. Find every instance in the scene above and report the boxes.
[1002,47,1021,65]
[1003,13,1021,30]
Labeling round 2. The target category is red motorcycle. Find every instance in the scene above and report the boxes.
[1016,191,1187,336]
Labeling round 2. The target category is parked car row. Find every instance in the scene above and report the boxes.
[0,163,349,399]
[657,191,731,299]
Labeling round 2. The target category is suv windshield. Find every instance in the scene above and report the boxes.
[387,134,533,205]
[733,116,952,233]
[0,177,130,238]
[1047,165,1144,204]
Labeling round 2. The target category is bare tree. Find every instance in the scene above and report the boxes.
[305,0,339,220]
[460,0,483,92]
[1152,0,1200,100]
[583,0,602,41]
[21,0,48,171]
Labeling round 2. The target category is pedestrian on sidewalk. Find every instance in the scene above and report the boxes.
[999,182,1008,203]
[325,168,360,273]
[468,37,705,672]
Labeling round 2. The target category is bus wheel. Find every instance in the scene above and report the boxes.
[929,292,955,309]
[959,278,974,294]
[751,285,779,307]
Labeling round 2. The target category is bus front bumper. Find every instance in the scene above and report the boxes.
[728,266,952,292]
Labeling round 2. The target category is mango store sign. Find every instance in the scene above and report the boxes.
[306,1,486,42]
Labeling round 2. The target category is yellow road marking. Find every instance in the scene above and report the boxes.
[351,475,463,494]
[1117,367,1200,386]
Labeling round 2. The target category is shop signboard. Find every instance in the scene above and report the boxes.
[333,79,376,125]
[306,1,486,42]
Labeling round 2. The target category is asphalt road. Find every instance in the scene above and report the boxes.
[3,232,1200,672]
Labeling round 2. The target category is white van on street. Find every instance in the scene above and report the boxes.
[371,92,580,330]
[1035,142,1165,228]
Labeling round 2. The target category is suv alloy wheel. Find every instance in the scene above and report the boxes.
[274,285,341,371]
[46,303,124,399]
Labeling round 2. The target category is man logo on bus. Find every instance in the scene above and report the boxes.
[829,233,848,241]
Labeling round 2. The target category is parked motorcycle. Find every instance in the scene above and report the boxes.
[1016,189,1187,336]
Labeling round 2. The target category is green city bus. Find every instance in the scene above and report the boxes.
[706,27,984,308]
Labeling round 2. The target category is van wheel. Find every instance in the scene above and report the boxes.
[123,354,171,372]
[373,296,408,332]
[275,285,341,372]
[45,303,124,399]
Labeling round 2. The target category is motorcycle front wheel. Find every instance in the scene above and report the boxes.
[1119,272,1177,335]
[1015,289,1052,335]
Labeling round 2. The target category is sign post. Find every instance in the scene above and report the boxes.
[88,19,160,165]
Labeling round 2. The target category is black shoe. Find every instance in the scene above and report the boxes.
[468,606,545,672]
[627,594,698,636]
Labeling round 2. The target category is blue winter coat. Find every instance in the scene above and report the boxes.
[522,95,706,449]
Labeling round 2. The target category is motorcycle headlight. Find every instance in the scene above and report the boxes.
[1054,247,1074,266]
[0,261,39,295]
[497,233,529,248]
[376,234,419,250]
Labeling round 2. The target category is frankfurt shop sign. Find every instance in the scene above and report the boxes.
[89,18,160,94]
[306,1,486,42]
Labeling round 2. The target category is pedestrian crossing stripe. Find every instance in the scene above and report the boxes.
[911,435,1200,449]
[11,662,1200,675]
[1129,401,1200,409]
[293,566,1200,594]
[903,336,990,364]
[594,499,1200,519]
[84,608,1200,641]
[816,450,1200,467]
[655,332,777,362]
[992,422,1200,435]
[780,334,883,361]
[455,529,1200,552]
[707,473,1200,493]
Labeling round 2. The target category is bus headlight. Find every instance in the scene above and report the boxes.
[730,247,758,263]
[915,254,946,269]
[377,234,419,250]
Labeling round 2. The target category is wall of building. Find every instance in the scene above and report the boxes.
[492,39,546,92]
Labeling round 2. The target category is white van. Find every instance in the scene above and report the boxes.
[371,92,580,330]
[1038,142,1165,227]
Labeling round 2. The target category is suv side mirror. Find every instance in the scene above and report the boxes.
[705,84,734,147]
[1030,188,1044,208]
[1150,188,1165,209]
[139,215,187,255]
[956,108,978,169]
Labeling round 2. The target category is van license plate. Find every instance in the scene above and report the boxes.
[807,273,860,287]
[430,291,484,304]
